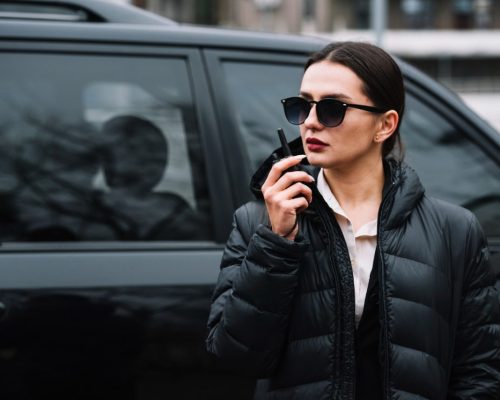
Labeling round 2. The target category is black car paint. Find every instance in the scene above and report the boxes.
[0,3,499,399]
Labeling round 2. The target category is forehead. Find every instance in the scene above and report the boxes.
[300,61,366,100]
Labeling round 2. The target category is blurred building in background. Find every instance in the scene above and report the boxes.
[133,0,500,31]
[131,0,500,130]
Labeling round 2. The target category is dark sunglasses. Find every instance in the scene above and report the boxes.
[281,96,388,128]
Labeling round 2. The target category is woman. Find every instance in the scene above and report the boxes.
[206,42,500,399]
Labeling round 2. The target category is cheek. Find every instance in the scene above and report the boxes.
[342,117,377,143]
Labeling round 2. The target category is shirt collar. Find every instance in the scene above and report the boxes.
[316,169,378,238]
[317,169,347,218]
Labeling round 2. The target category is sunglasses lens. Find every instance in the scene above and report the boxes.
[283,97,310,125]
[283,97,346,127]
[317,99,344,127]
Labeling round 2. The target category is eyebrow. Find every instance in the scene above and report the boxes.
[299,91,353,101]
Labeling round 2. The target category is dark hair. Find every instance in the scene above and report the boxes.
[305,41,405,159]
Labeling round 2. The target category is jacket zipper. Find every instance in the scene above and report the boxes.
[311,187,356,399]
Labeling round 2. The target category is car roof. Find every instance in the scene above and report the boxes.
[0,19,328,54]
[0,0,174,25]
[0,0,328,54]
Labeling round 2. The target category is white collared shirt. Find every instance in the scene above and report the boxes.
[317,169,378,327]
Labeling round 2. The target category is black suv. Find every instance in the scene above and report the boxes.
[0,1,499,399]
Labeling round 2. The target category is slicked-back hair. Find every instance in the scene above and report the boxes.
[305,42,405,159]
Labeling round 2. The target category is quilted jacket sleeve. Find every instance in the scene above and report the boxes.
[206,201,308,378]
[448,214,500,399]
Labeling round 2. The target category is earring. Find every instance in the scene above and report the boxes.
[375,135,381,142]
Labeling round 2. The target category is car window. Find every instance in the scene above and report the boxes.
[402,95,500,237]
[0,53,213,242]
[222,60,500,238]
[221,61,303,171]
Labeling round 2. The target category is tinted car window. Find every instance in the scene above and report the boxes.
[0,53,213,242]
[222,60,500,237]
[402,95,500,237]
[222,61,303,171]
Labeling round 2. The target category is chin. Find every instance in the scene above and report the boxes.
[305,152,336,168]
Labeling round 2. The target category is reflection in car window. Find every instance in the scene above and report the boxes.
[0,53,213,242]
[401,95,500,237]
[222,61,303,171]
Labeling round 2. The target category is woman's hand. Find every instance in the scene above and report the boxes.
[261,155,314,241]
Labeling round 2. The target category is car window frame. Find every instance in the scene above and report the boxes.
[0,39,234,250]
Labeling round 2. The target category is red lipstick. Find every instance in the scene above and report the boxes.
[306,137,328,152]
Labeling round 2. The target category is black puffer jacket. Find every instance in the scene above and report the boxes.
[206,140,500,399]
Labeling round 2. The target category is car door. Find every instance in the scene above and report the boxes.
[204,48,500,278]
[0,38,250,399]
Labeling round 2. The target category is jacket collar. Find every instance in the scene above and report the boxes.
[249,137,425,230]
[382,159,425,230]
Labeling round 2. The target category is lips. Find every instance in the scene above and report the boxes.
[306,137,328,151]
[306,138,327,145]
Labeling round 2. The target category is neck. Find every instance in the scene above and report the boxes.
[322,157,385,211]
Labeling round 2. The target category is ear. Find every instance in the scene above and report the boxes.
[373,110,399,143]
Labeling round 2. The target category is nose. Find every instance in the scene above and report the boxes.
[303,103,323,129]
